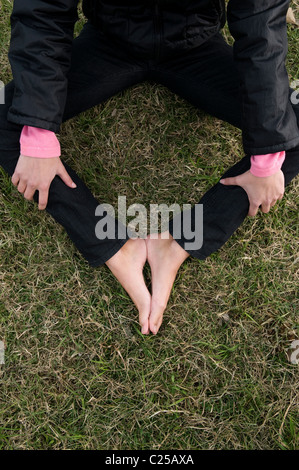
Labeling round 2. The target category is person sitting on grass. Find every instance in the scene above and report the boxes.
[0,0,298,335]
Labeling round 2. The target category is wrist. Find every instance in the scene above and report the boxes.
[20,126,61,158]
[250,151,285,177]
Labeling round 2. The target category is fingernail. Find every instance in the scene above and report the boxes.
[72,182,77,188]
[219,179,224,184]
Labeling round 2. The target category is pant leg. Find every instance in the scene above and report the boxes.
[152,33,299,258]
[151,33,243,129]
[0,22,149,266]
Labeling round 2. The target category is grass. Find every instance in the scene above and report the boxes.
[0,0,298,450]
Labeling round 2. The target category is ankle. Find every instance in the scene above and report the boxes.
[170,238,190,259]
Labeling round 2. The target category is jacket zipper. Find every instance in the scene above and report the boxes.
[153,0,162,61]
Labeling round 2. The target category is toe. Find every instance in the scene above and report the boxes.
[139,302,151,335]
[141,323,149,335]
[140,316,150,335]
[149,305,165,335]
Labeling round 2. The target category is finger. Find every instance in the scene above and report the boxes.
[11,173,20,187]
[219,176,238,186]
[57,166,77,189]
[270,199,277,208]
[261,202,271,213]
[23,185,36,202]
[17,181,27,194]
[38,187,49,211]
[248,203,259,217]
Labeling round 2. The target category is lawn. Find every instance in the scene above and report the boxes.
[0,0,298,450]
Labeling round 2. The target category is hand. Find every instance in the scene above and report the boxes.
[11,155,77,210]
[220,169,285,217]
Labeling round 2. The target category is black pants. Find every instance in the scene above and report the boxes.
[0,22,298,265]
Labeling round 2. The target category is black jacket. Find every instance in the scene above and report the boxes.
[7,0,299,154]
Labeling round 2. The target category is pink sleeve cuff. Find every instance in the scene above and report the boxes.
[250,151,285,177]
[20,126,61,158]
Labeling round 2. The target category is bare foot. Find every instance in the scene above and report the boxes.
[146,232,190,334]
[105,238,151,334]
